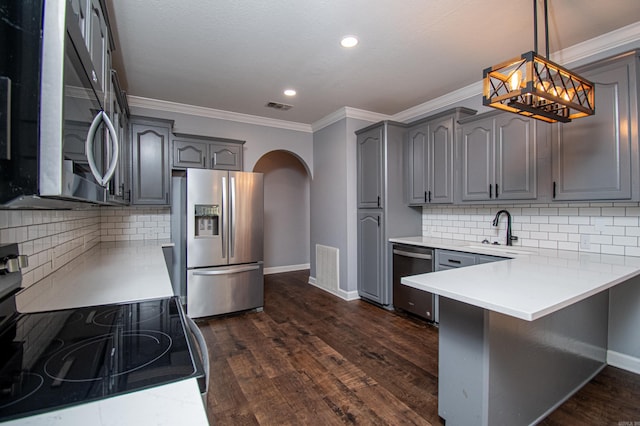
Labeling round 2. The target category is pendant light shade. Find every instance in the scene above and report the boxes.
[482,1,595,123]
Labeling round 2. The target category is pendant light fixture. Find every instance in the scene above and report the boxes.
[482,0,595,123]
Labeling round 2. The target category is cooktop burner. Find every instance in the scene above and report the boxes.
[0,297,204,422]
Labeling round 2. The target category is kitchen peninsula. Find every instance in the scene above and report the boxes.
[394,236,640,425]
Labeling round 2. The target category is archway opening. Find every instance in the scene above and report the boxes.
[254,150,311,273]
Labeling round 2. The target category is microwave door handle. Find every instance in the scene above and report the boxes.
[85,111,105,185]
[85,111,119,187]
[101,111,119,186]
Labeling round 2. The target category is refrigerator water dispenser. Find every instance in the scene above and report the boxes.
[194,205,220,237]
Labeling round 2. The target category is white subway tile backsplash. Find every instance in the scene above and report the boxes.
[423,202,640,257]
[0,206,170,288]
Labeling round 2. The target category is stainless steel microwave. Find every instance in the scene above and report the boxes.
[0,0,122,208]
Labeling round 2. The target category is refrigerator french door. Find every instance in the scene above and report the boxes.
[185,168,264,318]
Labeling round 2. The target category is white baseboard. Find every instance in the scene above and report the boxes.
[607,350,640,374]
[308,276,360,301]
[264,263,310,275]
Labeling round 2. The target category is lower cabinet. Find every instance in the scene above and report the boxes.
[130,116,173,206]
[357,211,384,304]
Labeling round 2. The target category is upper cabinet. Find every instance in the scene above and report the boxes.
[172,134,244,171]
[357,125,384,209]
[458,111,537,202]
[130,116,174,206]
[406,108,475,205]
[551,51,639,201]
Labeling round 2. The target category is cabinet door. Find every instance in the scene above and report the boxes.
[88,0,108,93]
[209,143,242,170]
[357,126,384,208]
[551,59,632,201]
[173,140,207,169]
[131,120,171,205]
[407,124,429,204]
[494,115,536,200]
[461,119,493,201]
[429,116,455,204]
[357,211,384,303]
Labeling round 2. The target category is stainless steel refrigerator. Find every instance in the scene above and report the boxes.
[171,168,264,318]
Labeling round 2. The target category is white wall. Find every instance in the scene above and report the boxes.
[254,150,311,271]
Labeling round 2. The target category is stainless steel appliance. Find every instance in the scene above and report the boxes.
[172,168,264,318]
[0,0,125,207]
[0,243,208,422]
[392,244,437,322]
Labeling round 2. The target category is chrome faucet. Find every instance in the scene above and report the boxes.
[492,210,518,246]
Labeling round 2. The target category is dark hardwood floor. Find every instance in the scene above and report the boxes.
[196,270,640,425]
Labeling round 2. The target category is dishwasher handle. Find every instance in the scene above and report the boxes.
[392,249,433,260]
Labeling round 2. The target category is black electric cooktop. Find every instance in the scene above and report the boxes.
[0,297,205,422]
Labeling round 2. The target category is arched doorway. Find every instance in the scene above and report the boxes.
[254,150,311,273]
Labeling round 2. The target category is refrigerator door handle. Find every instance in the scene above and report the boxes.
[230,176,236,258]
[192,264,260,276]
[221,176,227,258]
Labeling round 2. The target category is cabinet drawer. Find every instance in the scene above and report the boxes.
[437,250,475,268]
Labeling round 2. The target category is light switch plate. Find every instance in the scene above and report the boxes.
[580,234,591,250]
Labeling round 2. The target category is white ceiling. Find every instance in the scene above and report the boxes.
[106,0,640,125]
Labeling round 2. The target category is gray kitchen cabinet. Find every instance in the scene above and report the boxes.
[357,211,384,303]
[88,0,109,93]
[69,0,112,96]
[130,116,174,205]
[172,134,244,171]
[435,249,506,270]
[407,108,476,205]
[459,111,537,202]
[356,121,422,306]
[551,51,638,201]
[357,125,384,208]
[107,70,130,203]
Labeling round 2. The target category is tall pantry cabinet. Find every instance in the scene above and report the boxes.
[356,121,422,306]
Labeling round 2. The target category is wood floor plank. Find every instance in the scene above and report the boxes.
[199,270,640,425]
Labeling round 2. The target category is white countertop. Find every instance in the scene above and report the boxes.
[2,379,208,426]
[392,236,640,321]
[17,241,175,312]
[11,241,209,426]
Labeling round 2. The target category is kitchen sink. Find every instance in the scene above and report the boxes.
[464,245,533,256]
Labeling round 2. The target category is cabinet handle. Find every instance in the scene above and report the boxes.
[489,184,493,199]
[447,259,461,264]
[553,181,557,199]
[377,195,380,207]
[495,183,499,198]
[428,190,431,203]
[376,215,380,227]
[424,191,427,203]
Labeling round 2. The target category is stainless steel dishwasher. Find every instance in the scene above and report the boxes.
[392,244,436,322]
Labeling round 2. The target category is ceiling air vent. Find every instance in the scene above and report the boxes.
[265,101,293,111]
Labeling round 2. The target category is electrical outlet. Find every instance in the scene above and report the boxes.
[580,234,591,250]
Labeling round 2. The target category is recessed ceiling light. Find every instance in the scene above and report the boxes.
[284,89,297,97]
[340,35,358,48]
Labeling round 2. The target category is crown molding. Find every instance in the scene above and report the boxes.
[552,21,640,67]
[391,21,640,123]
[311,106,391,132]
[127,95,313,133]
[391,82,482,123]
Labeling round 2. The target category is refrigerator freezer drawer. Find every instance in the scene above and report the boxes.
[187,263,264,318]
